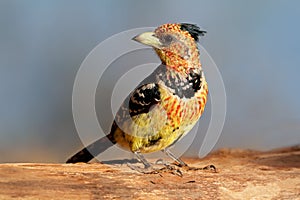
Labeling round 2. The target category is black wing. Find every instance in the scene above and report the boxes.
[129,83,161,117]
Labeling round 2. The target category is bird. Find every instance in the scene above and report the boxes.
[67,23,210,170]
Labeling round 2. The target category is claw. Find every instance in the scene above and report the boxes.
[155,158,165,165]
[127,163,153,173]
[183,164,217,172]
[148,165,183,177]
[202,164,217,172]
[127,162,183,177]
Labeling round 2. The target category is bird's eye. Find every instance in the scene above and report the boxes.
[162,34,173,45]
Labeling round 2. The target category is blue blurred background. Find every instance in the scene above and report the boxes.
[0,0,299,162]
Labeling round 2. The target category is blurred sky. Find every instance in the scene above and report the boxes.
[0,0,299,162]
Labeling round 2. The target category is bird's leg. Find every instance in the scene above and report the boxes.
[163,149,217,172]
[163,149,187,167]
[134,151,151,168]
[127,151,154,173]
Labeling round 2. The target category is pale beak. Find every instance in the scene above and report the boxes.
[132,32,162,49]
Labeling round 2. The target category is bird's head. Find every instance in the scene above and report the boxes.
[133,23,206,73]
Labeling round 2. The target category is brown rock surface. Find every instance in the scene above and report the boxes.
[0,146,299,199]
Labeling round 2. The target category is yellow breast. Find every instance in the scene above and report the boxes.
[114,80,208,154]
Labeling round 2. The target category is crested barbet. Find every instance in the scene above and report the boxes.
[67,23,209,170]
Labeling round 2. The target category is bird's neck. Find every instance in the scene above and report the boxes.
[155,48,201,74]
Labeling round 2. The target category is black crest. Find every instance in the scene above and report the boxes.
[180,23,206,42]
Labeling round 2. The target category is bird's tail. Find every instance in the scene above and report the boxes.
[66,133,116,163]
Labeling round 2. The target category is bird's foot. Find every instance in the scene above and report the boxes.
[150,164,183,177]
[176,163,217,173]
[127,163,152,173]
[127,162,183,177]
